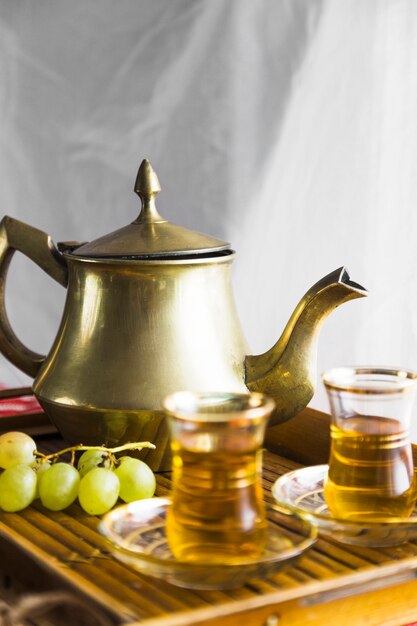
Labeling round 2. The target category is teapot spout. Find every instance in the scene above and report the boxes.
[245,267,367,426]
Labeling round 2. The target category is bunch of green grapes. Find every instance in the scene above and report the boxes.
[0,431,156,515]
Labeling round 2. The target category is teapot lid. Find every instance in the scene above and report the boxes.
[70,160,230,259]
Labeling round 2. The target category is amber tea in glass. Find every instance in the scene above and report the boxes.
[163,391,275,564]
[322,367,417,521]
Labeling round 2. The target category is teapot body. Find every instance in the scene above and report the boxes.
[0,161,368,472]
[33,253,248,468]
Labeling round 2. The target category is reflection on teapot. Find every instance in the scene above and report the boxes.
[0,160,367,470]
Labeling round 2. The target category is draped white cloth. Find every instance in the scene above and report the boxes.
[1,1,417,433]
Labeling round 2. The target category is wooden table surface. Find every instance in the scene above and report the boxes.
[1,406,417,626]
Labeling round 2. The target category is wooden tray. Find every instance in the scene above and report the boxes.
[1,404,417,626]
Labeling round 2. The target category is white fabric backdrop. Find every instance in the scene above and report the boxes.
[1,1,417,433]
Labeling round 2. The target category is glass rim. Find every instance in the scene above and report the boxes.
[163,390,275,422]
[321,366,417,395]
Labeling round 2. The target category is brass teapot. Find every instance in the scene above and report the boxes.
[0,160,367,469]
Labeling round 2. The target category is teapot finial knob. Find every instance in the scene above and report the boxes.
[133,159,164,223]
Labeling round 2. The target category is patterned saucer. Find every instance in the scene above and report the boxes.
[272,465,417,547]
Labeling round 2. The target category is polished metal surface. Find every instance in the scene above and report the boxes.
[73,159,230,258]
[0,160,367,470]
[33,253,248,470]
[246,267,367,422]
[0,215,68,377]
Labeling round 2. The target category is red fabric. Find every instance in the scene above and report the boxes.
[0,387,42,416]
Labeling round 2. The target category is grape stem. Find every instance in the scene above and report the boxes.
[36,441,156,465]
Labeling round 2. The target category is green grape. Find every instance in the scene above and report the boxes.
[77,449,111,477]
[39,463,80,511]
[114,456,156,503]
[0,464,37,512]
[0,431,36,469]
[78,468,120,515]
[32,459,52,498]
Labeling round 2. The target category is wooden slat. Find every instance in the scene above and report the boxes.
[0,386,34,399]
[129,578,417,626]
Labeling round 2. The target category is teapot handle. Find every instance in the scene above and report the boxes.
[0,216,68,378]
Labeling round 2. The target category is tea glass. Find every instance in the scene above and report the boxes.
[163,391,275,564]
[322,367,417,521]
